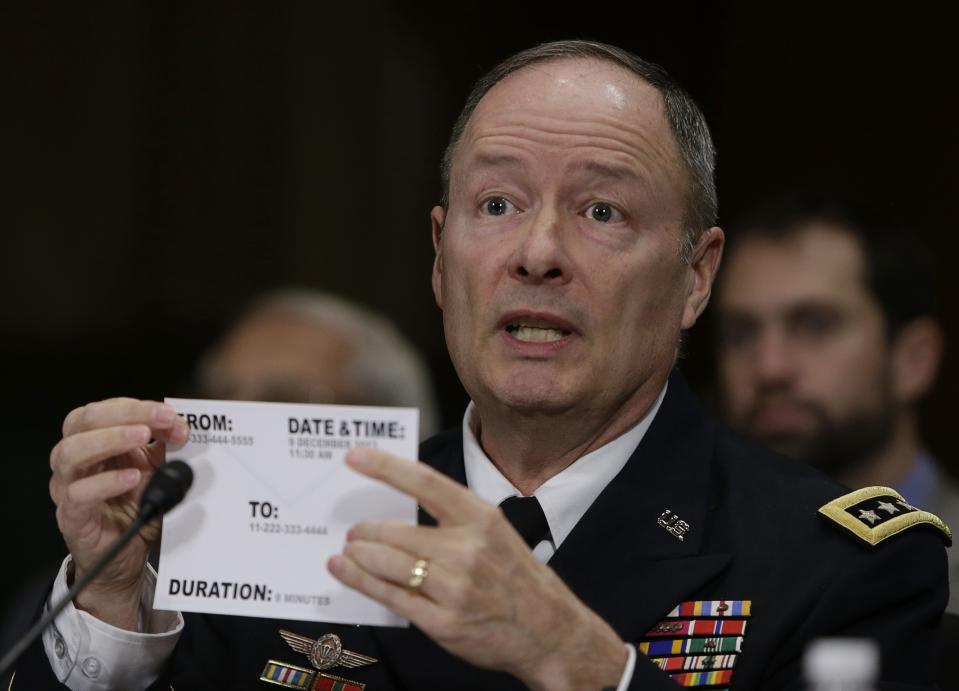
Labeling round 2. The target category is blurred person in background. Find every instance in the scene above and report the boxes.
[714,193,958,612]
[194,290,439,438]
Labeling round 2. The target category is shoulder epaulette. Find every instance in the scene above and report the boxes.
[818,486,952,547]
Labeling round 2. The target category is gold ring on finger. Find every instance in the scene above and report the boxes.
[407,558,430,591]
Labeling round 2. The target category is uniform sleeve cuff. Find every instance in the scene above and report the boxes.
[614,643,637,691]
[42,555,183,691]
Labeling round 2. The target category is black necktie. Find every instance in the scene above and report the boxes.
[499,495,551,548]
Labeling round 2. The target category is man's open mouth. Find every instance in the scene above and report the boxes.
[504,321,572,343]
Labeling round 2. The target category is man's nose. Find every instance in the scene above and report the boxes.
[508,207,571,285]
[753,329,797,385]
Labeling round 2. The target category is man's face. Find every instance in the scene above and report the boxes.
[432,58,715,421]
[200,310,358,404]
[716,224,895,472]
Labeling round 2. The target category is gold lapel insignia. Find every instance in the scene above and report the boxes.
[279,629,378,671]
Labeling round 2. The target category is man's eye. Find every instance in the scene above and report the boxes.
[718,319,758,350]
[482,197,515,216]
[586,202,623,223]
[790,311,839,340]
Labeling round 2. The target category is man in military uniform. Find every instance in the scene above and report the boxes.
[8,41,950,690]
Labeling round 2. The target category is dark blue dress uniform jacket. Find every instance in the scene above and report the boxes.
[8,372,950,689]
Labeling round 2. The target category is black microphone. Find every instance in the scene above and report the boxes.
[139,459,194,521]
[0,460,194,679]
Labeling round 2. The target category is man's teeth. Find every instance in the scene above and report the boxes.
[510,325,566,342]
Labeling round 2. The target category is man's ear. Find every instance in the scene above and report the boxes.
[681,226,725,330]
[431,206,446,309]
[890,317,944,403]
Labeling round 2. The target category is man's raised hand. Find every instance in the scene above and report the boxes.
[49,398,189,629]
[328,448,628,691]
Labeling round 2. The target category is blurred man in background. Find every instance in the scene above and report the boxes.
[715,193,958,612]
[195,290,439,438]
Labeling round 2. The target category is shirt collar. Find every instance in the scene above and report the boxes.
[462,383,668,548]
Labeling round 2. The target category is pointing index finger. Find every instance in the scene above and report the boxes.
[346,448,489,525]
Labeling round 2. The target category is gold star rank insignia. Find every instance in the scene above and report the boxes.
[819,486,952,547]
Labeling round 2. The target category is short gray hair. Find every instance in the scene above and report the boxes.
[199,290,440,439]
[440,40,717,263]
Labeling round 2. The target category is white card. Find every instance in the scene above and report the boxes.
[154,398,418,627]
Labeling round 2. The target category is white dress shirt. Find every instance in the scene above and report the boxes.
[463,383,666,691]
[43,384,666,690]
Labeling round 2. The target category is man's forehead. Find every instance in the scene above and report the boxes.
[468,57,668,133]
[733,222,865,271]
[452,57,683,192]
[222,310,350,356]
[720,223,872,309]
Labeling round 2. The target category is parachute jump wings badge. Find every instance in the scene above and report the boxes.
[279,630,378,671]
[259,630,377,690]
